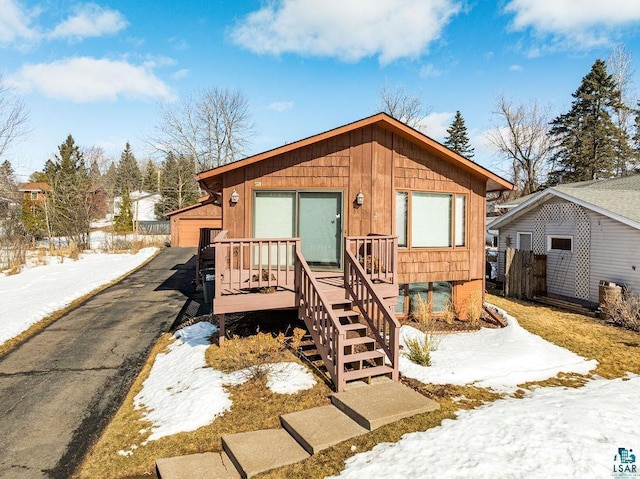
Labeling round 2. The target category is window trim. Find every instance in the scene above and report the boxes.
[516,232,533,251]
[395,190,468,250]
[546,235,573,252]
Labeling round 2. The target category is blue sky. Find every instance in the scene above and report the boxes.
[2,0,640,181]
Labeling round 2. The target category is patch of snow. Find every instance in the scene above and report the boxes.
[134,322,232,441]
[399,306,597,392]
[134,324,317,442]
[330,376,640,479]
[0,248,158,346]
[266,362,316,394]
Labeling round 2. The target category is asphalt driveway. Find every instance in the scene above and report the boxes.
[0,247,201,479]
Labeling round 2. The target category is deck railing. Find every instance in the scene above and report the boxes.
[196,227,223,285]
[344,247,400,381]
[213,230,299,299]
[345,234,397,285]
[295,249,346,391]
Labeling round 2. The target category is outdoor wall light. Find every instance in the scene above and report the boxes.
[230,189,240,204]
[356,191,364,205]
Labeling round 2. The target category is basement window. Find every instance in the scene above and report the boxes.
[547,235,573,252]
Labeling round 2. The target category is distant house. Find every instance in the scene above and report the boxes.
[113,190,161,222]
[19,182,107,219]
[489,175,640,306]
[194,112,512,391]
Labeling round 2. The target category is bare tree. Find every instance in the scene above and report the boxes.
[0,75,30,161]
[607,44,637,174]
[377,83,430,129]
[149,87,254,172]
[486,95,553,196]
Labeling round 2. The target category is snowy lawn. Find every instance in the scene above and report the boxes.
[400,306,598,392]
[331,376,640,479]
[131,322,316,444]
[0,247,158,346]
[329,306,638,479]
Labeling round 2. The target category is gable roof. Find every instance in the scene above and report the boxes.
[165,195,219,217]
[18,182,50,192]
[196,112,513,193]
[489,174,640,231]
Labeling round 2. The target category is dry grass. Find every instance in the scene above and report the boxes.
[488,294,640,379]
[75,330,332,479]
[78,294,640,479]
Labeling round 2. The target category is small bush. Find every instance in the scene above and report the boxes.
[206,331,289,381]
[602,291,640,332]
[412,294,432,325]
[441,299,456,324]
[404,334,435,366]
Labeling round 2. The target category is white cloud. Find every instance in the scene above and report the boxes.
[415,111,454,141]
[9,57,171,102]
[505,0,640,48]
[419,63,443,78]
[231,0,462,64]
[509,64,523,72]
[267,101,294,112]
[172,68,189,80]
[0,0,38,45]
[48,3,127,40]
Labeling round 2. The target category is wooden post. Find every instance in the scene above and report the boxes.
[218,313,225,345]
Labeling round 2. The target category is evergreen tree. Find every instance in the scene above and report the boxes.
[44,135,92,248]
[115,142,141,194]
[113,187,133,233]
[155,152,198,217]
[141,158,159,192]
[549,59,629,183]
[444,111,474,159]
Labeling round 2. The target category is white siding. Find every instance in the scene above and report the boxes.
[496,196,640,304]
[588,211,640,302]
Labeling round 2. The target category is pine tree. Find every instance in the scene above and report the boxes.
[44,135,92,248]
[443,111,474,159]
[115,142,141,195]
[155,152,198,217]
[141,159,159,192]
[113,187,133,233]
[549,59,629,183]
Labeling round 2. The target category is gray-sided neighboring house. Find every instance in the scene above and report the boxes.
[489,174,640,307]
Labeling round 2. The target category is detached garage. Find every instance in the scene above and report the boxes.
[166,197,222,247]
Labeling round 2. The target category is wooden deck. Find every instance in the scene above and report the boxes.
[198,231,400,391]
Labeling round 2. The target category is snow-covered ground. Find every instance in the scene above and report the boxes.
[330,309,638,479]
[130,322,316,446]
[400,307,598,392]
[0,247,158,346]
[331,376,640,479]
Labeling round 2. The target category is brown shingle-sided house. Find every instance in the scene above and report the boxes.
[196,113,512,390]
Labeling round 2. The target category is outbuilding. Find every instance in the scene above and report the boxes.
[166,197,222,247]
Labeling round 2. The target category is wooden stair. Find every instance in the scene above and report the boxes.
[298,298,394,389]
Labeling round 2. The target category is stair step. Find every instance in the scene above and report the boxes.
[156,451,240,479]
[339,323,367,333]
[343,336,376,347]
[336,311,360,324]
[331,377,440,430]
[343,350,385,364]
[329,299,353,310]
[222,429,309,478]
[342,365,395,382]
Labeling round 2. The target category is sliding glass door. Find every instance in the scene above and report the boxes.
[253,190,343,269]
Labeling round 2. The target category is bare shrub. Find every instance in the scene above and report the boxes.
[207,331,289,381]
[602,291,640,332]
[413,293,433,325]
[441,299,456,324]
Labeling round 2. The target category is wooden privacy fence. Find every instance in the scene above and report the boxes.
[504,248,547,299]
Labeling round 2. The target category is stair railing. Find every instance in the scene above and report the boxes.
[295,249,347,391]
[343,248,400,381]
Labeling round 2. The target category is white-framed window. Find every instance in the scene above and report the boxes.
[517,232,532,251]
[547,235,573,252]
[396,191,466,248]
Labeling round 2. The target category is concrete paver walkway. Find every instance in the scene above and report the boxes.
[0,247,198,479]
